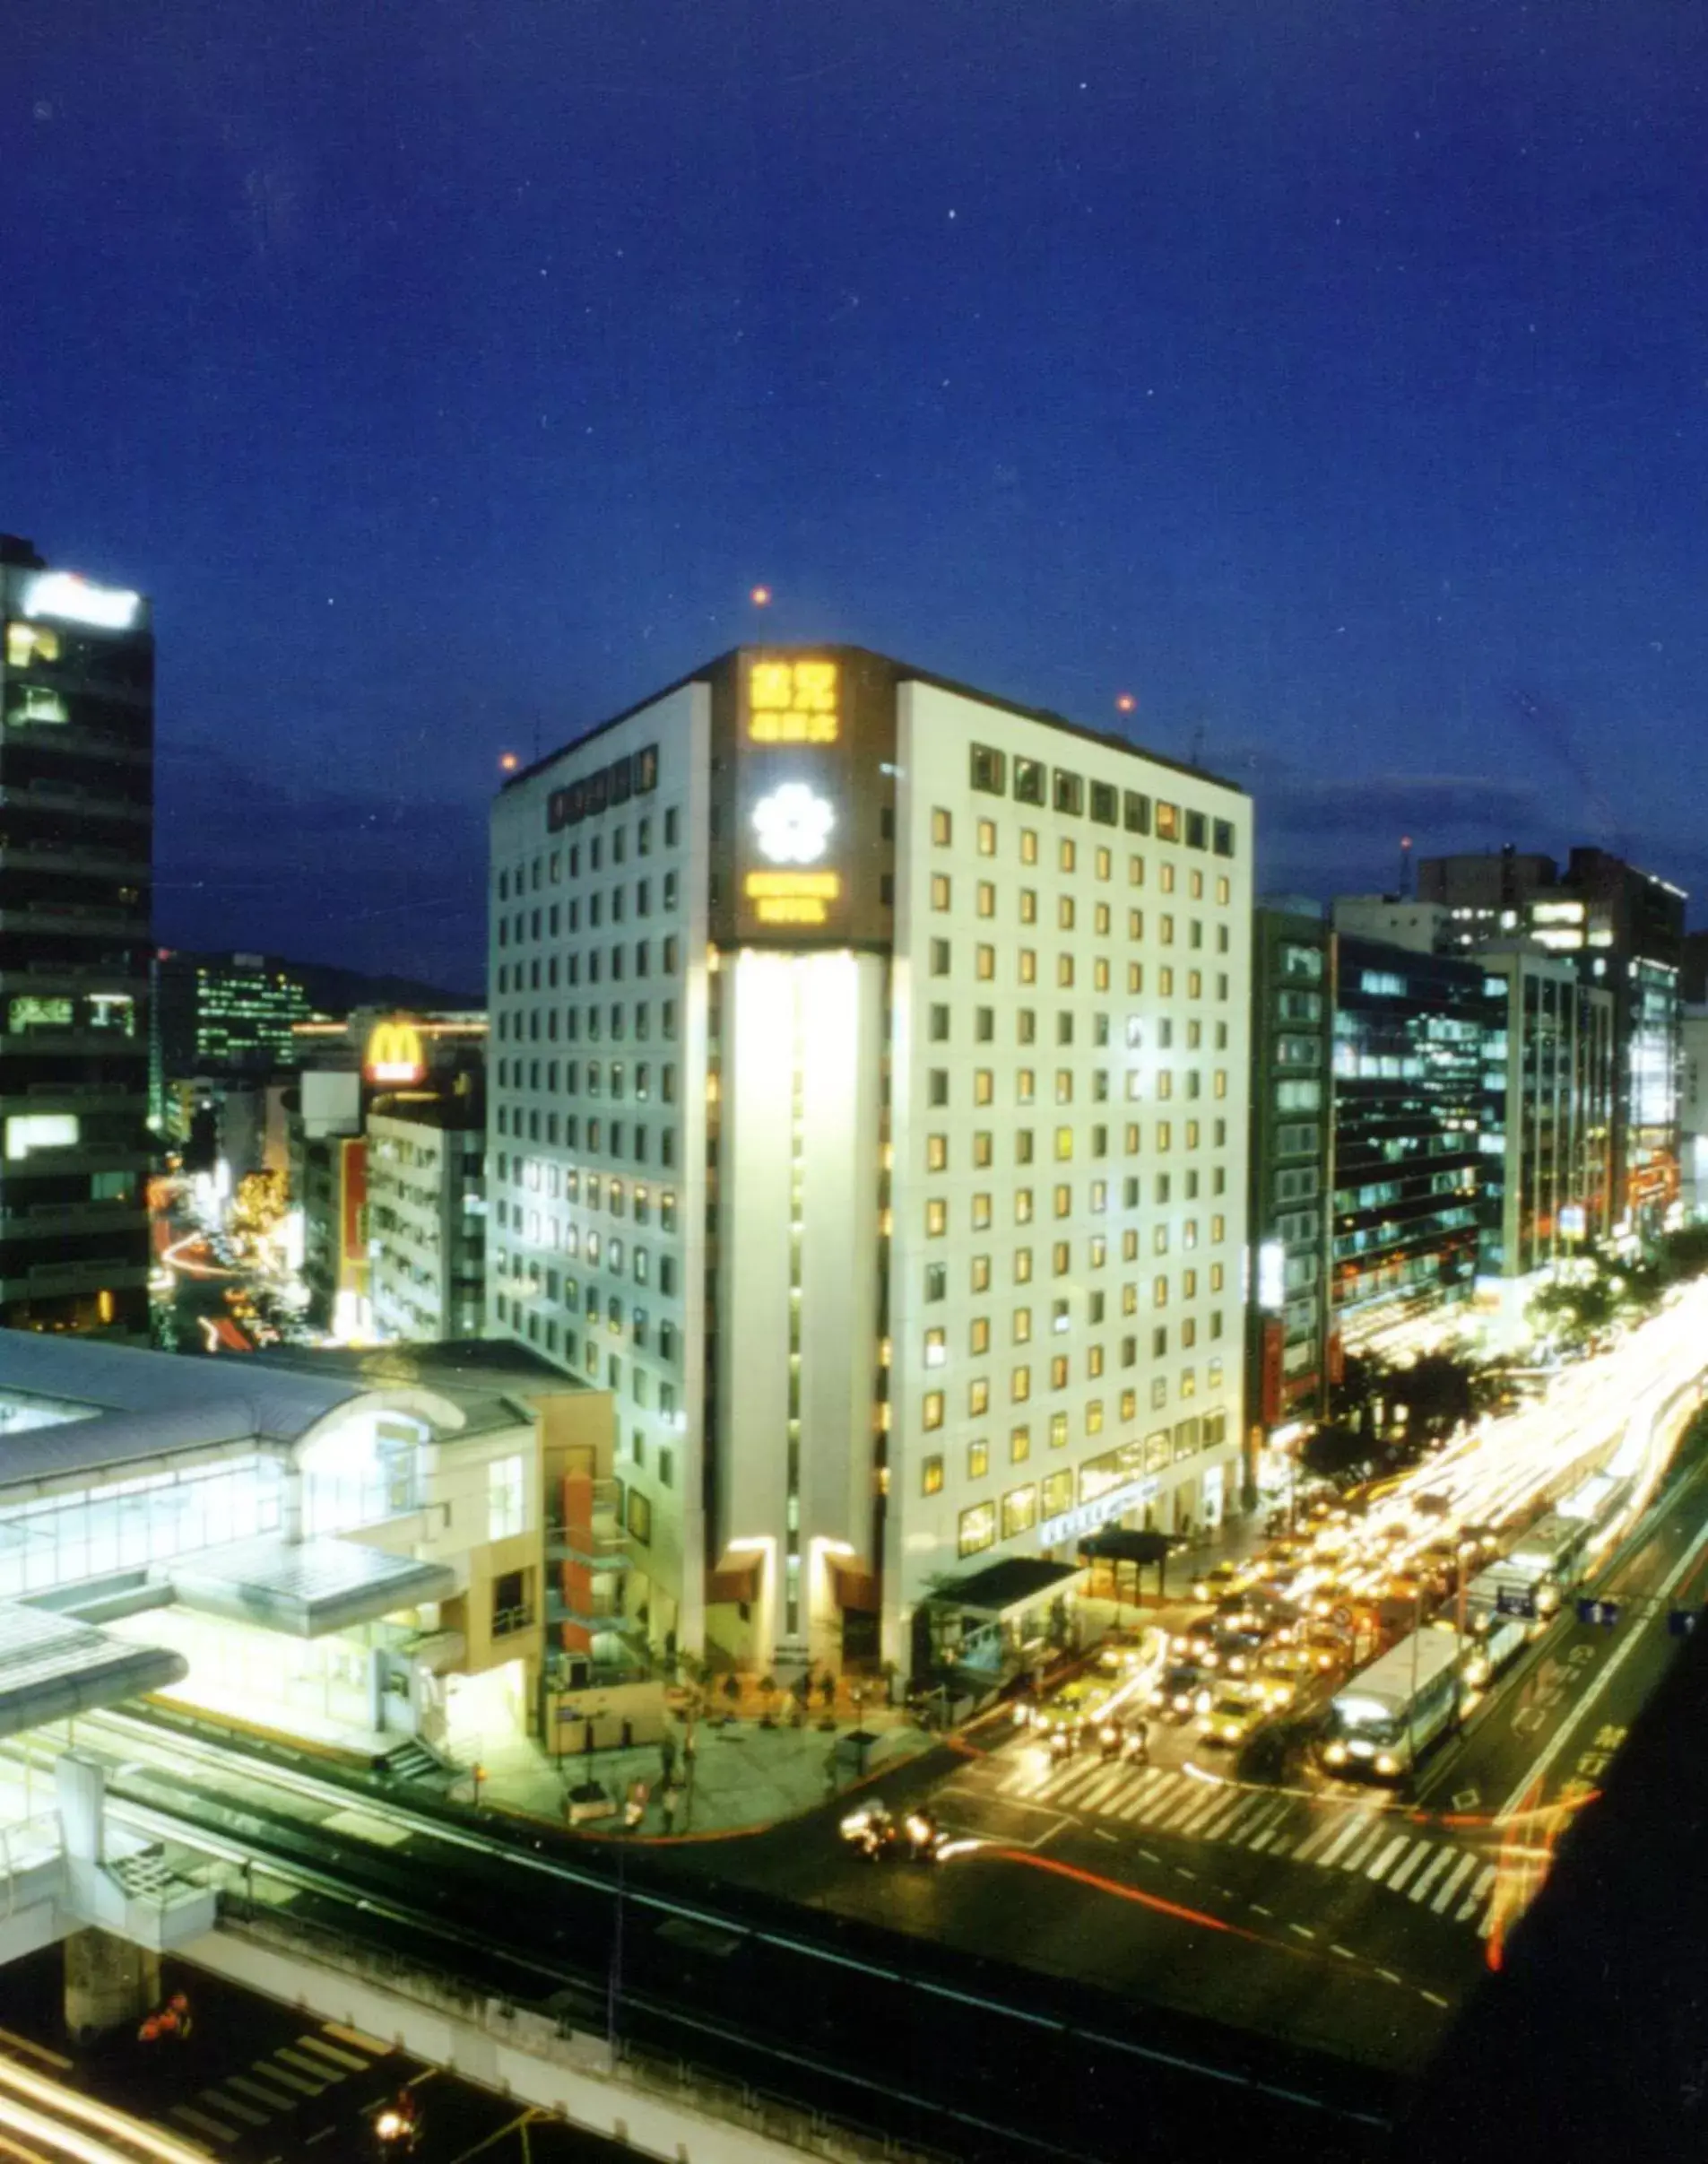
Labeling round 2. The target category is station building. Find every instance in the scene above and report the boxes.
[0,1330,610,1764]
[488,647,1253,1679]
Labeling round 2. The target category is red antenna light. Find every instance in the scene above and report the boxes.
[499,752,519,773]
[1115,692,1136,714]
[750,585,773,607]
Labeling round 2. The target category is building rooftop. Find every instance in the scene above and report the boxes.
[502,644,1248,800]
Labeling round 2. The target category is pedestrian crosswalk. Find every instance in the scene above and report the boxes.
[166,2021,394,2147]
[974,1750,1498,1927]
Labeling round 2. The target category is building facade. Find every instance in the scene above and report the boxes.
[368,1083,487,1343]
[152,951,311,1081]
[1330,936,1499,1344]
[488,647,1253,1676]
[1421,846,1686,1236]
[0,537,153,1335]
[1244,903,1333,1495]
[1476,949,1615,1284]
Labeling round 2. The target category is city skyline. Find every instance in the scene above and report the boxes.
[6,3,1707,986]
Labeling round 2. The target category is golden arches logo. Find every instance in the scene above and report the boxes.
[365,1019,425,1084]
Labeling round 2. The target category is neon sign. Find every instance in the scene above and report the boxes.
[364,1019,426,1085]
[743,869,842,926]
[748,659,838,743]
[22,571,141,630]
[752,783,834,865]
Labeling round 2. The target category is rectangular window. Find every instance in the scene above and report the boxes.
[1212,819,1235,858]
[959,1502,997,1558]
[967,1438,990,1479]
[1089,781,1118,826]
[1053,769,1084,816]
[487,1455,526,1542]
[931,873,951,909]
[922,1454,945,1495]
[1123,790,1150,835]
[925,1198,948,1237]
[1001,1485,1038,1540]
[970,744,1007,795]
[977,818,997,856]
[1013,757,1045,805]
[1156,801,1180,842]
[923,1392,946,1431]
[931,808,953,847]
[1185,809,1208,849]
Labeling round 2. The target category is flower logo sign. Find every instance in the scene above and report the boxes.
[752,782,836,866]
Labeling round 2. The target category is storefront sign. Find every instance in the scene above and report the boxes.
[22,569,141,630]
[364,1018,425,1085]
[1037,1477,1158,1550]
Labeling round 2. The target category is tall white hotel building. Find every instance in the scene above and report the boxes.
[489,649,1252,1677]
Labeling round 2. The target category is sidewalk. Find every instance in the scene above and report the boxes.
[456,1698,938,1842]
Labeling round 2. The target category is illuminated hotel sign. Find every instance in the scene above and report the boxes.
[748,659,839,743]
[1037,1477,1158,1549]
[22,570,142,631]
[722,647,892,948]
[364,1019,426,1086]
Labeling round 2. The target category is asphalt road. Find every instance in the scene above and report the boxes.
[679,1421,1708,2081]
[0,1945,626,2163]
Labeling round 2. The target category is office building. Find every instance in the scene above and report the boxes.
[1476,950,1615,1295]
[489,646,1253,1678]
[0,537,153,1335]
[152,951,311,1081]
[1421,846,1686,1235]
[1330,936,1499,1344]
[1244,903,1333,1495]
[368,1077,487,1343]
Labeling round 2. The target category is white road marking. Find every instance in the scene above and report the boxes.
[1290,1810,1355,1864]
[1366,1835,1409,1883]
[1432,1853,1480,1915]
[1340,1826,1388,1873]
[1385,1840,1432,1893]
[1408,1847,1458,1904]
[1313,1812,1374,1868]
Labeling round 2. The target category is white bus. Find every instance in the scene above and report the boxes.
[1321,1625,1464,1782]
[1461,1585,1532,1690]
[1502,1512,1592,1615]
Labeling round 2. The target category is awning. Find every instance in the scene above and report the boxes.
[169,1535,457,1638]
[707,1552,762,1606]
[0,1603,186,1737]
[1079,1529,1179,1566]
[828,1555,878,1612]
[929,1557,1083,1621]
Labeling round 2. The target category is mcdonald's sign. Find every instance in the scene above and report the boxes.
[364,1018,425,1086]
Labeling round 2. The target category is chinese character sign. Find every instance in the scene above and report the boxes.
[749,659,840,743]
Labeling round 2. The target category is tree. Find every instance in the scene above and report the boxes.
[1301,1421,1373,1485]
[758,1673,779,1726]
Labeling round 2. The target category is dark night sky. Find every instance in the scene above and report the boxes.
[4,2,1706,990]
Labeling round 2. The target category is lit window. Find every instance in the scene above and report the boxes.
[1010,1365,1032,1404]
[925,1198,948,1238]
[958,1501,996,1557]
[924,1327,947,1368]
[977,819,997,856]
[932,807,953,846]
[923,1454,945,1494]
[967,1438,990,1479]
[923,1393,946,1431]
[931,873,951,910]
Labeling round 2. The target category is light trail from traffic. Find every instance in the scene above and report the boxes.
[0,2055,206,2164]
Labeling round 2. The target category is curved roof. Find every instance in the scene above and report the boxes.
[0,1330,444,1495]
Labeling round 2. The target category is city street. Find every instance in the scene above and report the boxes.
[0,1947,627,2163]
[677,1297,1708,2074]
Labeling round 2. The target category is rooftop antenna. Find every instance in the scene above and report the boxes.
[1186,711,1208,769]
[1398,834,1414,899]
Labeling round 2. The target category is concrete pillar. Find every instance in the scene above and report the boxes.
[55,1751,106,1864]
[63,1928,159,2044]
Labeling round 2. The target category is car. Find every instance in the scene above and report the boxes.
[1171,1614,1224,1665]
[1298,1627,1352,1673]
[1197,1690,1266,1749]
[1191,1560,1248,1603]
[1211,1627,1268,1677]
[1213,1592,1265,1631]
[1149,1663,1212,1721]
